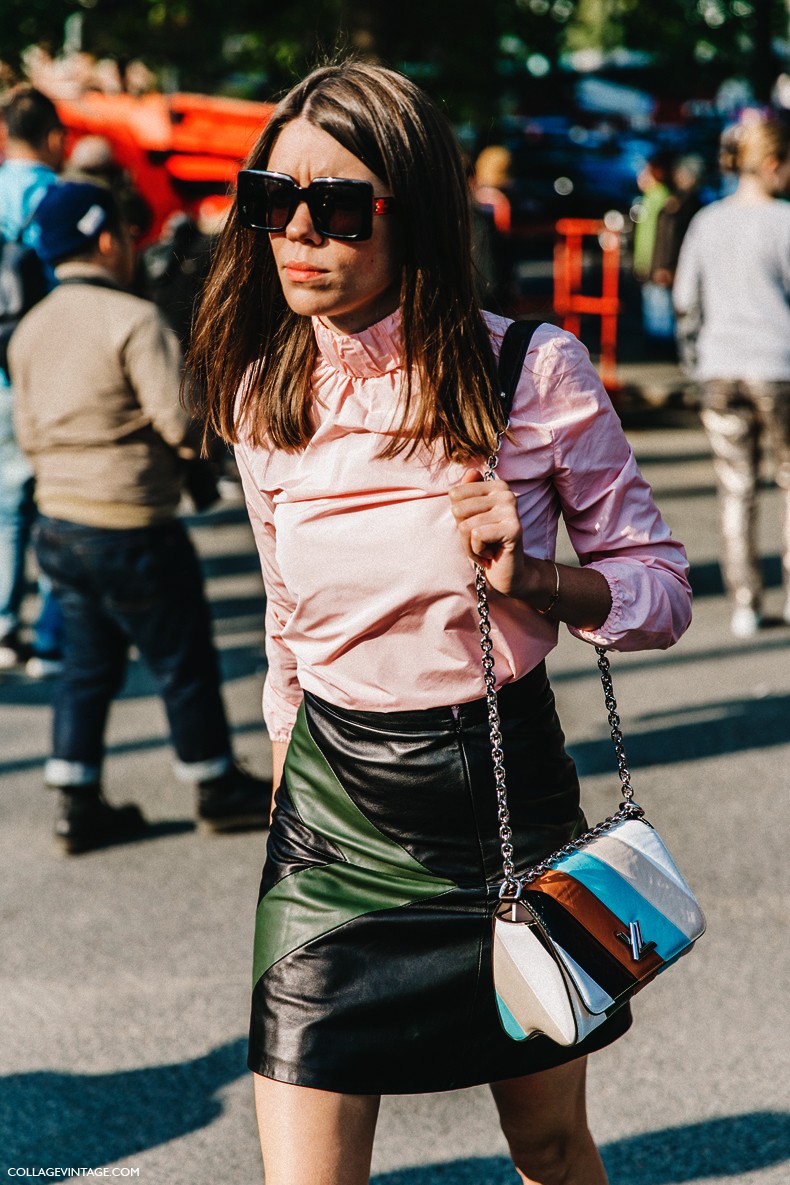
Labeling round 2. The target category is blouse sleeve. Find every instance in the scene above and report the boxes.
[234,442,302,741]
[534,331,692,651]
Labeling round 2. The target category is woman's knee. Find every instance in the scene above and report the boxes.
[491,1061,606,1185]
[504,1127,591,1185]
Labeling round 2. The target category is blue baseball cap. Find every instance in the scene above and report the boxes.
[33,181,119,265]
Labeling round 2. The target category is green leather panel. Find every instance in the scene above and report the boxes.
[253,703,456,987]
[286,703,453,881]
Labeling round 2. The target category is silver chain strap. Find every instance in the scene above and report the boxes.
[475,417,518,890]
[475,421,644,901]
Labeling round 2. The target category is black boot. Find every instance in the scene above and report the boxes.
[54,786,149,855]
[196,763,270,833]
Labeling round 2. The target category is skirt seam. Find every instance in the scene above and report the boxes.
[259,884,459,981]
[303,701,457,883]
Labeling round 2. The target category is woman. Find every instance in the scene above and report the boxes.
[674,117,790,638]
[188,61,691,1185]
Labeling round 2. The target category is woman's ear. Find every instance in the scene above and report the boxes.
[96,229,116,258]
[761,153,785,182]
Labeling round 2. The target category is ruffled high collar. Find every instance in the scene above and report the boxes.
[313,308,403,379]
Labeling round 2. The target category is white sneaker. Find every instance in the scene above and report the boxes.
[730,606,761,638]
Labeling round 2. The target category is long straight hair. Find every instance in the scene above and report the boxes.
[187,61,503,461]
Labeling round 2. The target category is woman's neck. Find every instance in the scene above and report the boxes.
[731,174,773,205]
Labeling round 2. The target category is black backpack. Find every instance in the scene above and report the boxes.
[0,226,49,376]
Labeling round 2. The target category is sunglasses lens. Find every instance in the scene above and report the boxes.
[262,177,296,231]
[237,172,295,232]
[312,181,371,240]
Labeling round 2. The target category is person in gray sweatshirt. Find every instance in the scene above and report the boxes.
[674,116,790,638]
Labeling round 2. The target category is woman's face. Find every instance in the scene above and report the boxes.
[264,117,401,335]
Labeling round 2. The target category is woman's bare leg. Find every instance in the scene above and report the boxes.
[489,1057,608,1185]
[253,1073,381,1185]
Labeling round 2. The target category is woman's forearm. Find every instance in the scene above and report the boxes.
[513,558,612,631]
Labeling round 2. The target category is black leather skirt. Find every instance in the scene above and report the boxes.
[248,662,631,1093]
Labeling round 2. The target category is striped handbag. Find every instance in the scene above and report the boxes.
[479,321,706,1047]
[488,651,706,1047]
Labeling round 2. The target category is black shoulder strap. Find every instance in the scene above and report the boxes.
[497,320,541,418]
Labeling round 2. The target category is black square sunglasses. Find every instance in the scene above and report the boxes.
[237,169,395,242]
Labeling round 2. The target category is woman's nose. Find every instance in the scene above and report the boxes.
[285,199,324,244]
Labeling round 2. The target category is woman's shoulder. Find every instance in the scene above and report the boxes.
[691,195,790,230]
[482,310,589,381]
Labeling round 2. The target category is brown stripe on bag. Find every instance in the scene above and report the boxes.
[526,870,665,979]
[523,890,637,1001]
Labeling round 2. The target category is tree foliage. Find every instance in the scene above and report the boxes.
[0,0,786,119]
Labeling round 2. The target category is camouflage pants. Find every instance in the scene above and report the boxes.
[701,379,790,609]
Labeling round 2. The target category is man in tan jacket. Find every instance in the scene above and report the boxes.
[10,181,269,854]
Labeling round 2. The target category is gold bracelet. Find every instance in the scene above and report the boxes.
[534,561,560,616]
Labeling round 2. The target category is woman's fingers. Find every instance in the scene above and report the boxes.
[449,477,522,565]
[448,476,515,519]
[449,494,498,521]
[467,520,515,563]
[448,475,529,596]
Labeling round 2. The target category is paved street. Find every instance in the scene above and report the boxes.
[1,418,789,1184]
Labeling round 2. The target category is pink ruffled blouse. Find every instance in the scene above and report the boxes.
[235,310,691,742]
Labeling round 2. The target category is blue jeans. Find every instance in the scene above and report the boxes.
[34,516,233,787]
[0,387,62,651]
[641,281,676,341]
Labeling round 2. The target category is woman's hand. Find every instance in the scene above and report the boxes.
[447,468,613,628]
[448,468,555,605]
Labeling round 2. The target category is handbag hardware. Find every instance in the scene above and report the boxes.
[478,320,705,1047]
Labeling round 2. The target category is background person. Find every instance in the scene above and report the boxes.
[188,61,692,1185]
[651,155,705,294]
[633,149,675,348]
[141,200,228,348]
[140,198,236,502]
[0,84,64,676]
[473,144,514,234]
[8,181,271,854]
[63,132,154,249]
[471,144,517,312]
[674,117,790,638]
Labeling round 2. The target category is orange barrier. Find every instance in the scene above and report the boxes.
[553,217,621,390]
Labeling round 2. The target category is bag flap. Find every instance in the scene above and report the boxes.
[520,820,704,1015]
[549,818,706,947]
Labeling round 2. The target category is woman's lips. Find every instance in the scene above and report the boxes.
[284,262,327,282]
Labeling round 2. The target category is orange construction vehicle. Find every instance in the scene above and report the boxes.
[54,90,274,243]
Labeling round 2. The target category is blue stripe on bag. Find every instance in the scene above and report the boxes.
[495,993,529,1041]
[557,851,690,959]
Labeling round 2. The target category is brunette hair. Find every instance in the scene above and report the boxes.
[186,61,502,460]
[1,84,62,148]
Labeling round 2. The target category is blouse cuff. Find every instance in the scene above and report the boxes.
[262,676,302,744]
[567,567,627,647]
